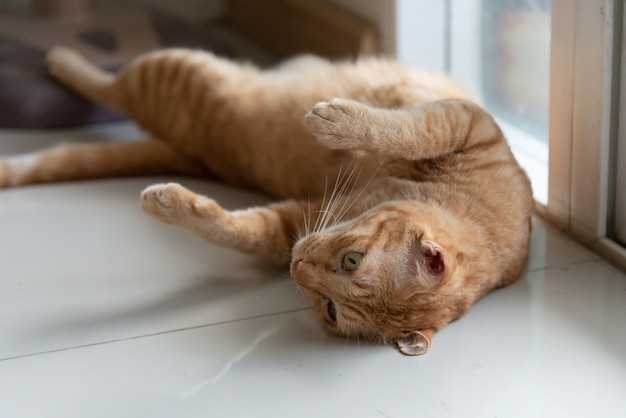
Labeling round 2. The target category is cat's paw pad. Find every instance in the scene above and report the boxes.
[304,98,365,150]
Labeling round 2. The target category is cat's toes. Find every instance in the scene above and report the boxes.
[141,183,177,220]
[141,183,191,222]
[304,98,364,150]
[0,159,9,188]
[46,46,83,78]
[141,183,221,224]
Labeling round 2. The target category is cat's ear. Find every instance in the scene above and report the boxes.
[394,328,435,356]
[422,240,449,274]
[402,239,457,296]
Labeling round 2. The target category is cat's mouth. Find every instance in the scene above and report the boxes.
[322,296,337,325]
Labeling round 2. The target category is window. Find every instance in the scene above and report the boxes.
[448,0,551,204]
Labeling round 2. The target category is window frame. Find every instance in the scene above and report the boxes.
[544,0,625,267]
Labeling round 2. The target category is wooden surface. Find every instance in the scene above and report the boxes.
[226,0,380,59]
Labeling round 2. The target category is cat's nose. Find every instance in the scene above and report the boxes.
[290,259,304,277]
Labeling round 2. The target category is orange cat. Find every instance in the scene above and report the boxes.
[0,47,533,355]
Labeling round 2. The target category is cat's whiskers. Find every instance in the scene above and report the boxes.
[341,333,352,353]
[306,196,312,236]
[325,161,383,231]
[327,164,364,229]
[331,164,382,226]
[296,203,311,242]
[313,177,330,234]
[321,161,351,230]
[294,224,303,242]
[314,161,352,232]
[299,158,380,238]
[316,160,346,233]
[320,159,361,231]
[314,158,362,233]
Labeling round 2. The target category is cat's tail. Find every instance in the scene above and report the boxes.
[46,46,126,113]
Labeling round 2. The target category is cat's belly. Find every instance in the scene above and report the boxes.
[198,134,353,199]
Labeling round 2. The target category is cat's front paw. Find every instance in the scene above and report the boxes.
[305,98,368,151]
[141,182,222,224]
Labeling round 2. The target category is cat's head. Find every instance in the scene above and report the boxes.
[291,202,469,355]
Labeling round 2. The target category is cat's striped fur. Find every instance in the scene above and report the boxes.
[0,47,533,355]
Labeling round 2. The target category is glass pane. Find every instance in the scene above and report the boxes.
[448,0,551,203]
[481,0,551,142]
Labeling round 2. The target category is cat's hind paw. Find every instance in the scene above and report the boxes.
[141,182,223,225]
[304,98,368,151]
[46,46,84,78]
[0,159,9,188]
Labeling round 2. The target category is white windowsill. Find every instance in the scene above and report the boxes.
[498,118,549,205]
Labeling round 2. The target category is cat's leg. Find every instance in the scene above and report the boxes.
[304,98,503,160]
[0,140,207,188]
[46,46,125,112]
[141,183,315,264]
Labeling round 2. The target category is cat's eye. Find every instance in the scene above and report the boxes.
[342,252,363,271]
